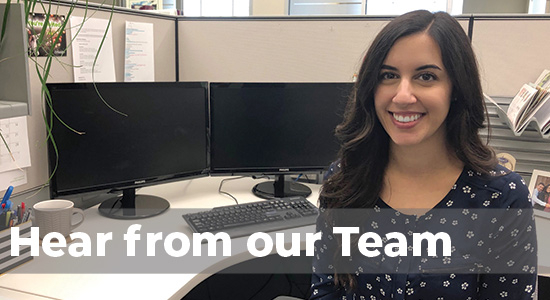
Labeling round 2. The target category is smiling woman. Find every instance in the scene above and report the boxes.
[311,9,537,300]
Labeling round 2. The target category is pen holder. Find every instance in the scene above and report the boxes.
[0,221,33,274]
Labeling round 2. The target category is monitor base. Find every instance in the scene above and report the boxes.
[252,175,312,199]
[98,189,170,219]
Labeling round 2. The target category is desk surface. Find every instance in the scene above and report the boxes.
[0,176,321,300]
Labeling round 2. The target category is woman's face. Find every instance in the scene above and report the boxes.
[546,185,550,193]
[374,33,452,149]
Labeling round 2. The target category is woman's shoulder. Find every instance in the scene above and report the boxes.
[460,164,531,209]
[461,164,523,188]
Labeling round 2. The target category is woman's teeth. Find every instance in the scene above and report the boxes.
[393,113,421,123]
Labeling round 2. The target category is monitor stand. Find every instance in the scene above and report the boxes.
[252,174,312,199]
[98,188,170,219]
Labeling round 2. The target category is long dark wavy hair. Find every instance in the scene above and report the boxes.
[319,10,497,288]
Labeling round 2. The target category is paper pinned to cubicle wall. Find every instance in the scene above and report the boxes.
[0,117,31,174]
[0,168,27,189]
[124,21,155,82]
[69,16,116,82]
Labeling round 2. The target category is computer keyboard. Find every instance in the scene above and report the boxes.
[182,196,319,239]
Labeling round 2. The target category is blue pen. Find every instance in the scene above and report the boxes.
[1,186,13,206]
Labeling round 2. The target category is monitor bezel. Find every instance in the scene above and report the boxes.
[46,81,210,199]
[208,81,351,177]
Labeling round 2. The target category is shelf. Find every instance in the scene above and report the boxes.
[0,102,30,120]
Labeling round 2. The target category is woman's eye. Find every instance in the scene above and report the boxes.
[418,73,436,81]
[379,72,397,80]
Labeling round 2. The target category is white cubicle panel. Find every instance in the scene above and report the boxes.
[178,17,383,82]
[177,18,460,82]
[177,17,469,82]
[472,16,550,97]
[13,3,176,204]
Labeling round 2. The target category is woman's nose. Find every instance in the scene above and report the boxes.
[392,79,416,105]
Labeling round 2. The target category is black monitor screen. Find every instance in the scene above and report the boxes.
[209,82,352,198]
[46,82,208,218]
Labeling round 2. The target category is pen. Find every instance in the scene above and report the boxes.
[1,186,13,206]
[5,211,11,227]
[21,202,25,220]
[0,212,5,231]
[6,200,12,211]
[22,209,30,223]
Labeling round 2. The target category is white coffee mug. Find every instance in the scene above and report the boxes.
[32,199,85,239]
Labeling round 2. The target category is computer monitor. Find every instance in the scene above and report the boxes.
[46,82,209,219]
[209,82,352,199]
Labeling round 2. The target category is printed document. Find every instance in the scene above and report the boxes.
[0,116,31,173]
[124,21,155,82]
[70,16,116,82]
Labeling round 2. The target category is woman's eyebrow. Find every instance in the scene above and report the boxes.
[416,64,442,71]
[380,64,443,71]
[380,64,397,71]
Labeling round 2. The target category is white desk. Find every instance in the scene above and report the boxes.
[0,176,321,300]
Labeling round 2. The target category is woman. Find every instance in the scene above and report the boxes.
[311,10,537,299]
[539,184,550,212]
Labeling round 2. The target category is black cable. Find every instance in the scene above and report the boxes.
[218,176,247,204]
[252,174,270,180]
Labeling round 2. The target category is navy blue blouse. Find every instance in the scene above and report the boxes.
[311,164,537,300]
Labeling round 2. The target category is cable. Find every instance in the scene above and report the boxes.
[293,173,314,183]
[218,176,247,205]
[252,174,270,180]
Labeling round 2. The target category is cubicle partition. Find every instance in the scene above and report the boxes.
[470,16,550,178]
[178,17,388,82]
[177,17,468,82]
[472,16,550,97]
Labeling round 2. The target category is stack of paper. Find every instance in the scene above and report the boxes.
[505,69,550,137]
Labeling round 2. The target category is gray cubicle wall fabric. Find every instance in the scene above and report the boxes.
[483,97,550,184]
